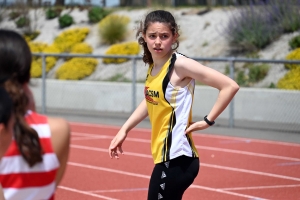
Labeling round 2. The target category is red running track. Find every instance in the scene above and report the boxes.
[55,122,300,200]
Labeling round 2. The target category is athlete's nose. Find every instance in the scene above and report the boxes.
[155,37,161,45]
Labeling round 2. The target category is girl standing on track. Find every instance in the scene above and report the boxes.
[0,29,71,200]
[108,10,239,200]
[0,87,14,200]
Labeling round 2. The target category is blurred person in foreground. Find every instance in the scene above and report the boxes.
[0,87,15,200]
[108,10,239,200]
[0,29,71,200]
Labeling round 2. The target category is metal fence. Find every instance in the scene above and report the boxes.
[31,53,300,133]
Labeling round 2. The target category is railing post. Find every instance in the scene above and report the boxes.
[41,54,47,114]
[132,57,137,113]
[229,57,235,128]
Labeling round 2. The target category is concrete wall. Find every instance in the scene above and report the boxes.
[30,79,300,127]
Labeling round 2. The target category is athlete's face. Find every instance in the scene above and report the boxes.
[143,22,177,59]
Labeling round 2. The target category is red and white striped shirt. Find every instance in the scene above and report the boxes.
[0,110,60,200]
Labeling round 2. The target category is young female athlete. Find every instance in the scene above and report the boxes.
[0,29,71,200]
[0,87,14,200]
[108,10,239,200]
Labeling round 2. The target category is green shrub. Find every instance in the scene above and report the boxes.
[46,8,60,20]
[225,6,281,52]
[99,14,130,44]
[15,16,30,28]
[285,48,300,70]
[9,11,20,20]
[103,41,140,64]
[233,63,270,87]
[248,64,270,83]
[88,7,110,23]
[277,67,300,90]
[58,14,73,29]
[270,0,300,33]
[236,70,247,86]
[289,35,300,50]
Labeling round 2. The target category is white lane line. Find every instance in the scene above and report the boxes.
[71,144,300,182]
[221,184,300,191]
[71,144,152,158]
[193,133,300,147]
[68,162,150,179]
[71,132,300,162]
[189,185,268,200]
[201,163,300,182]
[58,186,118,200]
[68,162,267,200]
[87,188,148,193]
[196,145,300,162]
[69,122,300,147]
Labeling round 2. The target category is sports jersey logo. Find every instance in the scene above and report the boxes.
[144,87,159,105]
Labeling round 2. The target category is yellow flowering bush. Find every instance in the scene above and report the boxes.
[70,43,93,54]
[30,45,61,78]
[54,28,90,52]
[56,58,98,80]
[30,60,43,78]
[99,14,130,44]
[285,48,300,70]
[103,42,140,64]
[28,42,48,53]
[277,67,300,90]
[29,28,93,78]
[23,31,40,42]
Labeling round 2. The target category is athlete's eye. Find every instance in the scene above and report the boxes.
[148,34,156,39]
[160,34,169,40]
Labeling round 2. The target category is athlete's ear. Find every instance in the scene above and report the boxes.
[173,33,179,43]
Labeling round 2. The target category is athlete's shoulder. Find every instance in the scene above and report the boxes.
[174,52,192,68]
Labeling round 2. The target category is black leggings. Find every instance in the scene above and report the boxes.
[148,156,199,200]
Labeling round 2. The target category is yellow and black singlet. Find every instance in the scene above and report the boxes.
[144,52,199,164]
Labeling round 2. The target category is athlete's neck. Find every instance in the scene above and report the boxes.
[152,50,174,70]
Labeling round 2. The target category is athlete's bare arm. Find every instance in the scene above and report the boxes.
[109,99,148,159]
[174,56,239,132]
[48,117,70,186]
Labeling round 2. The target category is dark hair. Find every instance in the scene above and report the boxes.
[0,87,13,126]
[0,29,43,167]
[0,29,31,84]
[136,10,180,65]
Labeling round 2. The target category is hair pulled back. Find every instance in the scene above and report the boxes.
[0,87,13,126]
[0,30,43,167]
[136,10,180,65]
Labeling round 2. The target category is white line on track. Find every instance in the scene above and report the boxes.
[58,186,119,200]
[71,132,300,162]
[71,144,300,182]
[67,162,267,200]
[221,184,300,191]
[69,162,150,179]
[189,185,268,199]
[201,163,300,182]
[69,122,300,147]
[87,188,148,193]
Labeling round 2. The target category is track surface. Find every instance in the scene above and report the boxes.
[55,122,300,200]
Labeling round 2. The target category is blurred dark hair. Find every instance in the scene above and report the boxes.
[0,87,13,126]
[0,29,31,84]
[136,10,180,65]
[0,29,43,167]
